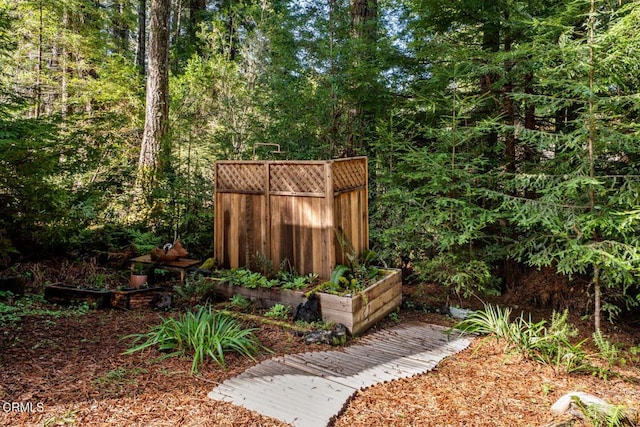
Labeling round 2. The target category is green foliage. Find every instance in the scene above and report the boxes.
[420,254,498,299]
[453,304,514,339]
[330,229,383,293]
[173,275,216,306]
[323,263,382,296]
[221,268,279,289]
[572,397,635,427]
[0,0,640,334]
[221,267,317,291]
[592,330,621,367]
[130,231,162,255]
[264,303,291,321]
[123,305,267,372]
[228,294,251,311]
[0,291,90,324]
[455,305,588,373]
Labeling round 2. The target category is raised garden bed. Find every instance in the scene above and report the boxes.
[44,285,169,310]
[211,268,402,335]
[211,280,307,310]
[110,288,169,310]
[317,268,402,336]
[44,285,111,308]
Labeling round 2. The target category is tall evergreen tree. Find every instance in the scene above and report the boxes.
[137,0,171,202]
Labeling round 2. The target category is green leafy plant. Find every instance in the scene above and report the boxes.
[131,263,148,275]
[592,330,620,368]
[0,291,91,324]
[264,303,291,321]
[130,231,162,255]
[280,274,316,291]
[453,303,513,340]
[454,305,588,373]
[420,254,499,302]
[220,267,317,291]
[221,268,279,289]
[174,275,215,305]
[572,397,636,427]
[228,294,251,311]
[123,305,268,372]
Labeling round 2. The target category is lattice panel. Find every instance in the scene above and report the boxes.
[270,164,326,194]
[216,164,265,192]
[333,159,366,191]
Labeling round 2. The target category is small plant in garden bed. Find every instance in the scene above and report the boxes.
[309,232,385,296]
[264,303,291,321]
[228,294,252,311]
[220,266,318,291]
[122,305,269,373]
[306,260,385,297]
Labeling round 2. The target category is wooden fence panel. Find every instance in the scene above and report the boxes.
[214,192,267,270]
[214,157,368,278]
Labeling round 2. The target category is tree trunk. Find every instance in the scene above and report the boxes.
[187,0,206,52]
[35,0,43,118]
[480,18,500,151]
[136,0,170,199]
[113,0,129,54]
[137,0,147,74]
[350,0,377,39]
[346,0,377,156]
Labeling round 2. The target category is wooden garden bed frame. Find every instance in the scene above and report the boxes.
[210,268,402,335]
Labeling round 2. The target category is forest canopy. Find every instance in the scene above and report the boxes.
[0,0,639,328]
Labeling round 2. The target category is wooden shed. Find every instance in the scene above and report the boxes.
[214,157,368,279]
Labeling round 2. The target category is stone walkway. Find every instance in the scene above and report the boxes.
[208,322,473,427]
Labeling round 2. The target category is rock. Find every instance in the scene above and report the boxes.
[449,306,475,319]
[550,392,610,416]
[293,293,321,323]
[331,323,347,346]
[304,330,330,345]
[154,293,172,309]
[550,391,638,426]
[304,323,348,346]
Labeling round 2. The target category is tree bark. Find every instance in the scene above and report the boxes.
[136,0,170,197]
[113,0,129,54]
[187,0,206,52]
[346,0,377,156]
[480,17,500,150]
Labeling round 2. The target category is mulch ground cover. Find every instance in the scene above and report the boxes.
[1,277,639,426]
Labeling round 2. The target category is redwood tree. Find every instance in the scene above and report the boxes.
[136,0,170,200]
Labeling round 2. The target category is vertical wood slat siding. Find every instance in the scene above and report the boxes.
[214,158,367,279]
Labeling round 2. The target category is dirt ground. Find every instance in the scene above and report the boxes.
[1,275,639,427]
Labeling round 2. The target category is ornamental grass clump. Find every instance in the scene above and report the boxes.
[123,305,268,372]
[454,305,588,373]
